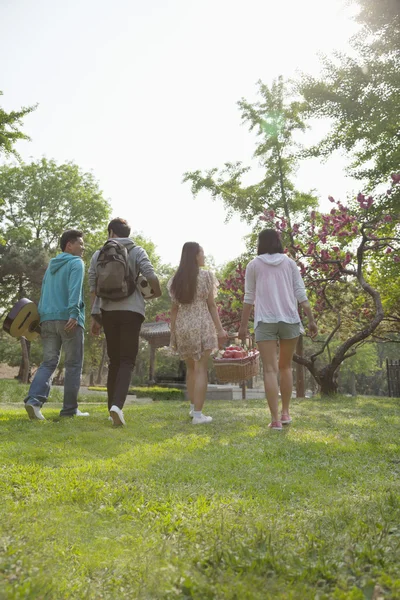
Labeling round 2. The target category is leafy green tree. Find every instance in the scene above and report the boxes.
[184,77,317,235]
[351,0,400,34]
[299,1,400,186]
[337,342,381,395]
[0,158,111,250]
[0,91,36,158]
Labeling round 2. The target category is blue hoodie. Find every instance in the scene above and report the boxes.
[38,253,85,328]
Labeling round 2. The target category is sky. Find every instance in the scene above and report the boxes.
[0,0,361,267]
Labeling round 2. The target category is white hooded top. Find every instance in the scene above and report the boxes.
[244,253,308,328]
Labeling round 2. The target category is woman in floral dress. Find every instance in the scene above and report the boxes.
[168,242,228,424]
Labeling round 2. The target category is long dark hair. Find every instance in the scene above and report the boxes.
[257,229,284,255]
[171,242,200,304]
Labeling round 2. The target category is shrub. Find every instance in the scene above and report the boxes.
[87,386,184,401]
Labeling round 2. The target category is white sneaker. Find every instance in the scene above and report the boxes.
[192,414,212,425]
[76,409,89,416]
[189,409,194,418]
[108,415,113,422]
[110,405,126,426]
[25,404,45,420]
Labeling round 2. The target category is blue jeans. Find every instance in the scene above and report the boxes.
[24,320,84,416]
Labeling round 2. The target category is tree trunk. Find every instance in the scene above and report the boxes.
[319,372,338,396]
[96,340,108,384]
[18,339,31,382]
[20,338,30,384]
[295,336,305,398]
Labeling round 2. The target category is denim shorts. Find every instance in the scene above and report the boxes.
[255,321,301,342]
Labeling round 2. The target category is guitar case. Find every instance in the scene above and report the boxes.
[3,298,41,341]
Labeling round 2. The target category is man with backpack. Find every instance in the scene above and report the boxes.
[89,218,161,426]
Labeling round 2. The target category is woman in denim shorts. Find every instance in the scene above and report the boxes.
[238,229,317,430]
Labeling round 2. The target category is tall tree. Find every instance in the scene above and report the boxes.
[0,158,111,251]
[299,0,400,186]
[184,77,317,232]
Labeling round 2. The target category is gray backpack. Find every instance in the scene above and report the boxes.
[95,240,137,300]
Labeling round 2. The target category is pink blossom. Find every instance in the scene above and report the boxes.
[391,173,400,184]
[328,195,335,202]
[385,247,392,254]
[394,255,400,263]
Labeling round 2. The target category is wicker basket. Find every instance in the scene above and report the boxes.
[213,350,260,384]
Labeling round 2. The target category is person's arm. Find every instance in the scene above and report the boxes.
[299,299,318,338]
[88,251,102,335]
[137,248,162,298]
[238,262,255,341]
[206,272,228,348]
[170,302,178,331]
[238,303,253,342]
[65,259,85,332]
[207,291,228,348]
[290,260,318,338]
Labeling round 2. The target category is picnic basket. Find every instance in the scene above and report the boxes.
[213,350,260,384]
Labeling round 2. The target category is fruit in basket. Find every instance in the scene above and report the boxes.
[222,348,246,359]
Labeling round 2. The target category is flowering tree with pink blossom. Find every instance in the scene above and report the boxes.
[216,262,250,333]
[258,174,400,395]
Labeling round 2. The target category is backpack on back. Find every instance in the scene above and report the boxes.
[95,240,137,300]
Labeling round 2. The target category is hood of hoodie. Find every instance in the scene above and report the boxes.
[49,252,82,274]
[256,253,286,267]
[112,237,135,249]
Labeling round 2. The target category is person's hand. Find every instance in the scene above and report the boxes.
[91,318,102,336]
[308,321,318,339]
[64,318,78,333]
[238,326,248,342]
[217,329,228,349]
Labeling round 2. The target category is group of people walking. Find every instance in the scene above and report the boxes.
[24,219,317,430]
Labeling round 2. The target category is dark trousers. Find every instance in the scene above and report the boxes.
[101,310,144,410]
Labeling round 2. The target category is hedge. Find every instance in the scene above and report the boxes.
[87,386,185,401]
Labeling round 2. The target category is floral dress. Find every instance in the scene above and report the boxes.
[168,270,219,361]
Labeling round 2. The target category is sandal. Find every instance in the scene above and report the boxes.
[268,421,283,430]
[281,413,292,424]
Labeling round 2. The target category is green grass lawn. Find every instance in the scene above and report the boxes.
[0,381,400,599]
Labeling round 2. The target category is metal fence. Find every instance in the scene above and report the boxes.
[386,359,400,398]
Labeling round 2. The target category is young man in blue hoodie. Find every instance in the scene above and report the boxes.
[24,229,88,420]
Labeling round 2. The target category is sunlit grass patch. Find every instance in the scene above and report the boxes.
[1,381,399,599]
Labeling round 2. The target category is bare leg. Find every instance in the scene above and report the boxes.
[257,341,279,422]
[185,358,195,407]
[279,337,299,416]
[193,350,212,412]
